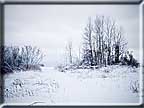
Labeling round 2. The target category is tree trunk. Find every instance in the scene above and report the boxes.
[107,47,111,65]
[115,45,120,63]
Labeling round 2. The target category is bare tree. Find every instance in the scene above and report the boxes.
[104,17,115,65]
[82,17,94,66]
[113,26,127,63]
[66,41,73,64]
[93,16,105,66]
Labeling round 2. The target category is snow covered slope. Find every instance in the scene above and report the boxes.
[3,65,142,105]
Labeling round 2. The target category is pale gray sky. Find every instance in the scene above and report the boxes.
[5,5,140,66]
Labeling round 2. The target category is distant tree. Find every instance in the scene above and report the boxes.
[66,41,73,64]
[113,26,127,64]
[93,16,105,65]
[82,17,94,66]
[104,17,115,65]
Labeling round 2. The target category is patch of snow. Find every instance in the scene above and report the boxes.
[3,65,142,105]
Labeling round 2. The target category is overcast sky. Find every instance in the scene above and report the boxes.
[4,5,140,66]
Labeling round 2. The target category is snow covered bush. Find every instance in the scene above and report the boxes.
[1,46,44,74]
[4,74,59,101]
[56,65,66,72]
[130,80,139,93]
[120,52,139,68]
[56,63,81,72]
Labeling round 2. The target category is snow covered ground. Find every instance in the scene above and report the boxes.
[3,65,143,105]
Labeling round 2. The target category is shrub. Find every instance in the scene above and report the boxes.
[130,80,139,93]
[56,65,65,72]
[1,46,44,74]
[131,59,139,68]
[120,53,139,68]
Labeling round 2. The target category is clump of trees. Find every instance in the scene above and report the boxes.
[80,16,139,68]
[1,46,44,74]
[62,15,139,70]
[57,15,139,72]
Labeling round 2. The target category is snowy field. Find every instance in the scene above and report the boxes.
[3,65,142,105]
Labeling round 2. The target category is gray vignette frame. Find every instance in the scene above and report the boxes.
[0,0,144,107]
